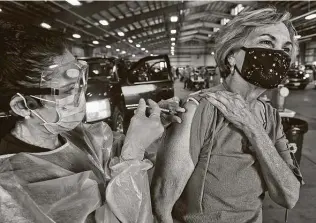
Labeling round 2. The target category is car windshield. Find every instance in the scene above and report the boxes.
[80,59,118,82]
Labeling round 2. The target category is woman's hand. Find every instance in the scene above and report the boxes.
[201,91,260,131]
[121,98,164,161]
[158,96,186,128]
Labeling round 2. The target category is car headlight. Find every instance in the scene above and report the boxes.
[303,74,310,79]
[86,99,111,122]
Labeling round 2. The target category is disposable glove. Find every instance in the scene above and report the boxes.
[121,98,164,161]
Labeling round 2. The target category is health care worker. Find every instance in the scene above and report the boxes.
[0,19,181,223]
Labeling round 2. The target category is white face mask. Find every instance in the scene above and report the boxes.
[18,92,86,135]
[42,92,86,134]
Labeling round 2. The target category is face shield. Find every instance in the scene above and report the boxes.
[28,60,88,109]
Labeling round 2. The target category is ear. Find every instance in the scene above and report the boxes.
[9,95,31,118]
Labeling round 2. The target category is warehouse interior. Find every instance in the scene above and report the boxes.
[0,1,315,223]
[1,1,316,66]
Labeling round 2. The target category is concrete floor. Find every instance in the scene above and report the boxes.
[174,80,316,223]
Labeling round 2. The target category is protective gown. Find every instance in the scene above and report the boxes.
[0,122,153,223]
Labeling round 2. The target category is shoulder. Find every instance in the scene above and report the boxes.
[186,84,225,103]
[259,100,280,122]
[257,99,282,137]
[181,86,224,125]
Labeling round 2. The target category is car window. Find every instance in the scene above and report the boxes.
[149,60,170,81]
[129,58,170,83]
[88,62,117,81]
[305,65,315,70]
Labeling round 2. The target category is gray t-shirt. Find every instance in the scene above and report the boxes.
[175,85,303,223]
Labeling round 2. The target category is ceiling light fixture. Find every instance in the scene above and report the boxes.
[170,16,178,22]
[150,54,154,56]
[171,37,176,41]
[106,45,111,49]
[214,27,220,32]
[128,39,133,43]
[305,14,316,20]
[221,18,230,26]
[145,50,148,53]
[141,48,145,51]
[72,33,81,39]
[211,52,215,55]
[99,20,109,26]
[136,44,141,47]
[132,54,135,57]
[170,29,177,34]
[231,4,244,16]
[92,40,99,44]
[171,42,175,46]
[65,0,82,6]
[121,51,126,54]
[117,31,125,36]
[295,35,302,39]
[40,22,51,29]
[116,49,120,52]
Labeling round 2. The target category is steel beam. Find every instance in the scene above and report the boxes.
[185,11,234,21]
[53,1,123,24]
[181,21,221,31]
[136,31,166,44]
[107,22,165,45]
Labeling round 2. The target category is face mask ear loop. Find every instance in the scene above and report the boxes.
[234,64,242,76]
[30,110,47,123]
[16,93,48,123]
[30,95,56,104]
[233,46,247,76]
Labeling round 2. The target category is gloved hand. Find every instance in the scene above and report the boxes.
[158,96,186,128]
[120,98,164,161]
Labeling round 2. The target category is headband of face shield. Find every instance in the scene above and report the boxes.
[22,60,88,109]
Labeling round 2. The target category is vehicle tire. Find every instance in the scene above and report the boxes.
[112,107,125,134]
[299,84,307,90]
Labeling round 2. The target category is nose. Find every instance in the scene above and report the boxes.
[274,43,283,50]
[274,36,291,50]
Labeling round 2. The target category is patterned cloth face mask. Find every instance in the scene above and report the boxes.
[234,47,291,89]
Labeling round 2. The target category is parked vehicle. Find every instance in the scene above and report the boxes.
[188,73,204,91]
[205,66,216,76]
[285,68,310,90]
[195,66,203,73]
[190,75,204,90]
[305,64,316,81]
[79,55,174,133]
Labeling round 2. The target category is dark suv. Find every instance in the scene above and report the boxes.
[285,67,310,90]
[205,66,216,76]
[79,55,174,133]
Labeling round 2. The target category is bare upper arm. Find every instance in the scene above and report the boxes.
[155,101,199,171]
[150,101,199,212]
